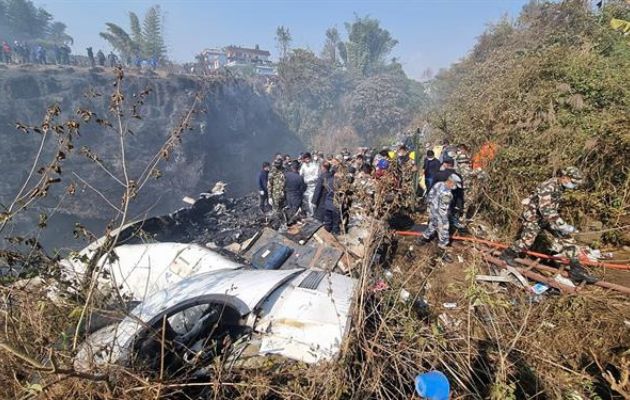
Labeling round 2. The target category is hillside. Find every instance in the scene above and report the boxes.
[0,65,301,250]
[429,0,630,244]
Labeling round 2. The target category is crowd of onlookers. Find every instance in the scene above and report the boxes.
[1,40,72,65]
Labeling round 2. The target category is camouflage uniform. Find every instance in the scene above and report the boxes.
[510,177,578,258]
[455,149,474,218]
[399,158,418,209]
[267,167,286,213]
[422,181,454,249]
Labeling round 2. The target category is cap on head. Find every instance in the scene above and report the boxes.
[377,159,390,170]
[561,166,583,185]
[443,157,455,166]
[448,174,462,188]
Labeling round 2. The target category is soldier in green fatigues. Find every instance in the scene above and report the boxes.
[267,158,286,216]
[500,167,593,281]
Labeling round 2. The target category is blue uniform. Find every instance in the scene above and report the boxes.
[422,182,453,248]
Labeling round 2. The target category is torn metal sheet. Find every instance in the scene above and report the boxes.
[255,269,355,364]
[61,242,242,301]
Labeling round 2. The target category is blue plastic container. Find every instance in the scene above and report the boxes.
[415,370,450,400]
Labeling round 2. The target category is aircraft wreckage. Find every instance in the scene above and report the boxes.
[59,187,376,376]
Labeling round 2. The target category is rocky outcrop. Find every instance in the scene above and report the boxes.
[0,65,302,250]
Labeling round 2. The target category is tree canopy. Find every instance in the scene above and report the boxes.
[0,0,72,45]
[100,5,167,62]
[274,16,424,149]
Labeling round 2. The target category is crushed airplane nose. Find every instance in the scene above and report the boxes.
[69,188,364,374]
[74,266,356,374]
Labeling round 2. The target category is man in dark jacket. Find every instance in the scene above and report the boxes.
[257,162,270,213]
[423,150,441,190]
[284,160,306,222]
[433,158,465,231]
[312,161,340,234]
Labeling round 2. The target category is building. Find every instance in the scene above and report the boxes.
[198,45,276,76]
[201,48,227,70]
[224,45,270,66]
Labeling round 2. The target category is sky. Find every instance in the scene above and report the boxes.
[35,0,530,80]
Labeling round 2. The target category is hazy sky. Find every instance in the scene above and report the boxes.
[35,0,530,80]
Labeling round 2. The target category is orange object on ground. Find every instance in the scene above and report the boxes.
[472,142,498,170]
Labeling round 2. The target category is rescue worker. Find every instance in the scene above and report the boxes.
[87,47,95,67]
[285,160,307,223]
[455,144,475,220]
[439,139,457,163]
[417,174,462,262]
[299,152,320,217]
[2,41,12,64]
[433,158,465,231]
[423,150,441,191]
[312,161,331,222]
[96,50,106,66]
[257,161,270,213]
[312,161,340,233]
[267,157,286,217]
[395,145,417,209]
[500,167,591,281]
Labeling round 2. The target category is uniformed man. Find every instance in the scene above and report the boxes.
[267,157,286,216]
[455,144,475,220]
[417,174,462,262]
[500,167,590,280]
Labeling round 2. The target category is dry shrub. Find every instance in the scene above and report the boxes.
[429,0,630,242]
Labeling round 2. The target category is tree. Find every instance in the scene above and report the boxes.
[0,0,72,45]
[275,26,292,60]
[321,27,340,65]
[4,0,48,40]
[48,21,73,45]
[100,22,137,62]
[342,15,398,77]
[142,5,166,62]
[129,12,143,46]
[100,5,167,63]
[346,73,411,141]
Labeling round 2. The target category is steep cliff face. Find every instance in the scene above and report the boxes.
[0,65,302,250]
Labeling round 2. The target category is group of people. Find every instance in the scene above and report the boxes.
[86,47,119,68]
[1,40,71,65]
[256,143,472,237]
[256,139,590,280]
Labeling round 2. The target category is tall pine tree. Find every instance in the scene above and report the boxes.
[142,5,166,62]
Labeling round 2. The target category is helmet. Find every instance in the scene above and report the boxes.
[447,174,462,188]
[561,166,583,185]
[377,159,390,170]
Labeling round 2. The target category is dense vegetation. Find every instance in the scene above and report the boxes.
[0,0,72,45]
[273,16,427,151]
[430,0,630,242]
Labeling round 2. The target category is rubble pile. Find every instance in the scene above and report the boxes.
[119,193,268,248]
